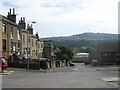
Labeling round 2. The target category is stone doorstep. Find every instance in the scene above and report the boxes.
[1,72,10,75]
[108,81,118,87]
[101,78,119,87]
[101,78,118,81]
[108,81,119,84]
[0,70,15,75]
[8,71,14,73]
[96,68,119,71]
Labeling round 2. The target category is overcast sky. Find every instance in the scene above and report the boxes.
[0,0,119,38]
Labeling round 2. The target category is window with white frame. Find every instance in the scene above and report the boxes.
[28,35,30,43]
[17,29,20,40]
[11,27,13,39]
[2,23,6,33]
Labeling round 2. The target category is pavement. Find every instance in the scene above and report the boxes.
[2,63,119,88]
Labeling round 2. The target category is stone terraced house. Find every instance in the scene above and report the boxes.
[0,8,52,60]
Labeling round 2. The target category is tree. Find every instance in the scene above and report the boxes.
[79,46,97,53]
[55,46,74,62]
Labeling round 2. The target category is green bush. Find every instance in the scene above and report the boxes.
[55,46,73,62]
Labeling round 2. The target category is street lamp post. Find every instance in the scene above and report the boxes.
[27,21,36,71]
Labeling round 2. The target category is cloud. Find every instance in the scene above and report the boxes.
[0,0,119,37]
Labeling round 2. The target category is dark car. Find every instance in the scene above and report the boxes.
[70,63,75,66]
[0,58,8,70]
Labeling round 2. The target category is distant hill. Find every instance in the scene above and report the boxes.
[42,32,118,48]
[42,32,118,41]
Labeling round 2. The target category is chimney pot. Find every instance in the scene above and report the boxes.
[23,17,25,22]
[13,8,15,14]
[27,24,29,28]
[10,9,11,15]
[21,17,22,21]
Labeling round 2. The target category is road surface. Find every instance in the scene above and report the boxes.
[2,63,118,88]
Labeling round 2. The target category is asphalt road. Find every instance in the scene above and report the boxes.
[2,63,118,88]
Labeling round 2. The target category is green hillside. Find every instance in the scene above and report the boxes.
[42,32,118,53]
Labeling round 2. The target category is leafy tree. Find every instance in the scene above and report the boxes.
[79,46,97,53]
[55,46,74,62]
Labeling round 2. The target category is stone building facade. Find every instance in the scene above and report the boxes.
[43,40,54,60]
[31,35,39,59]
[21,24,44,59]
[97,41,119,65]
[38,40,44,59]
[0,8,54,60]
[21,23,44,59]
[89,41,119,65]
[0,8,46,60]
[0,8,21,58]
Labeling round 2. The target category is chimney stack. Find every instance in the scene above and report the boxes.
[7,8,16,23]
[31,24,33,28]
[18,17,26,29]
[27,24,33,34]
[35,32,39,39]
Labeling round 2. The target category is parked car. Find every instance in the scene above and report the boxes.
[0,58,8,70]
[70,63,75,66]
